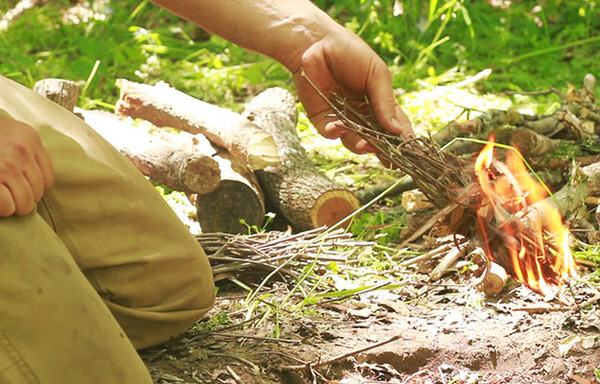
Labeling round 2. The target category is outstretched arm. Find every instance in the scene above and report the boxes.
[151,0,413,154]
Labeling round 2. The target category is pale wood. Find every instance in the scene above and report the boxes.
[33,78,80,112]
[481,262,508,296]
[114,79,280,170]
[77,109,221,195]
[401,189,434,212]
[243,87,360,231]
[429,247,463,282]
[582,73,596,104]
[550,161,600,217]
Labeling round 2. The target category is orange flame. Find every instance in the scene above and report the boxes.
[473,137,577,296]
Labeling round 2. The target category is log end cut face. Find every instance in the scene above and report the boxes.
[310,190,360,229]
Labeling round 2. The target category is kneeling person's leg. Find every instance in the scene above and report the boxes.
[0,214,153,384]
[0,75,216,350]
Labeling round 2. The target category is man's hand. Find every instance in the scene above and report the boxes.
[291,26,413,154]
[0,116,54,217]
[150,0,412,155]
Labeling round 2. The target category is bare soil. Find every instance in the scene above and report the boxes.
[141,272,600,384]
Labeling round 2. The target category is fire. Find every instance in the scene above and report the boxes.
[473,137,577,296]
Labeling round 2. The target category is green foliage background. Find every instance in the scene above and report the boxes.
[1,0,598,108]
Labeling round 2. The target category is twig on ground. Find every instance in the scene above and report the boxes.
[398,237,468,267]
[430,245,471,281]
[225,366,243,384]
[198,227,373,280]
[209,332,302,344]
[282,334,401,370]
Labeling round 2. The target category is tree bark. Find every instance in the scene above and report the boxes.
[77,109,222,195]
[114,79,280,170]
[33,78,80,112]
[509,128,561,156]
[244,87,360,231]
[194,147,265,234]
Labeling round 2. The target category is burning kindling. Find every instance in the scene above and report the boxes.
[301,72,600,297]
[473,137,577,296]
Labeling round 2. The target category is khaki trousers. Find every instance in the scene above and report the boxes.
[0,76,215,383]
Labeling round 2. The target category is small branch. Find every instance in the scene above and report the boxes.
[430,245,471,282]
[446,68,492,89]
[209,332,301,344]
[225,366,243,384]
[282,334,401,370]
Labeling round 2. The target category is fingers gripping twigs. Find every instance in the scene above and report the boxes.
[301,71,469,206]
[0,116,54,217]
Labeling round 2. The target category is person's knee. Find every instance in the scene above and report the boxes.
[87,243,216,349]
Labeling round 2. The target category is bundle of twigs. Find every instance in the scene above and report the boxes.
[301,72,471,208]
[197,226,373,280]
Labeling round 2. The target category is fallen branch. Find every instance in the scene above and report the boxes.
[509,129,562,156]
[115,79,280,170]
[430,246,469,282]
[78,109,222,195]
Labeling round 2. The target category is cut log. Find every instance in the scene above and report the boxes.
[175,132,265,234]
[481,262,509,296]
[33,78,80,112]
[82,115,265,234]
[509,129,561,156]
[77,109,221,195]
[114,79,280,170]
[194,148,265,234]
[243,87,361,231]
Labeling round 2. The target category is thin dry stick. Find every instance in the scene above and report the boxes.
[199,227,373,279]
[225,366,243,384]
[301,70,470,207]
[209,332,301,344]
[430,246,468,281]
[282,334,401,370]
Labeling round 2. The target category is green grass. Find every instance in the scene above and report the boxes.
[2,1,598,107]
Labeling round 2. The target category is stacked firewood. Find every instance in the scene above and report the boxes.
[34,78,361,234]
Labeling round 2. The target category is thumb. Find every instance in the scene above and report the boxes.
[366,65,414,139]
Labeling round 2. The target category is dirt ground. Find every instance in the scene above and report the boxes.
[141,267,600,384]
